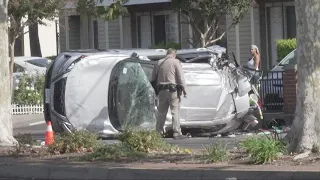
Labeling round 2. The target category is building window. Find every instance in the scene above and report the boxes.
[93,20,99,49]
[286,6,296,39]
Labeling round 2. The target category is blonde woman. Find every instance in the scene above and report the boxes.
[247,45,261,70]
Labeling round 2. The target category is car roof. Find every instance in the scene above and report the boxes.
[59,47,221,56]
[56,45,227,64]
[14,56,49,61]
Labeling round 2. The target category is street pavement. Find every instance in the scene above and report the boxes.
[12,115,249,150]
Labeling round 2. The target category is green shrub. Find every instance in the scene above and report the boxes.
[241,136,285,164]
[117,130,168,153]
[47,130,99,155]
[276,38,297,62]
[13,72,45,105]
[150,41,181,50]
[203,142,229,163]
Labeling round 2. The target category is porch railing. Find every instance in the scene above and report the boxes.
[259,71,284,111]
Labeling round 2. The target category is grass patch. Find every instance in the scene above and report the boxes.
[47,130,99,155]
[203,142,229,163]
[241,136,286,164]
[83,130,193,162]
[84,143,146,161]
[14,133,37,146]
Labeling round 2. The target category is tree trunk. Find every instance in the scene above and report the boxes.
[200,34,206,48]
[0,0,17,146]
[29,23,42,57]
[9,41,15,90]
[286,0,320,153]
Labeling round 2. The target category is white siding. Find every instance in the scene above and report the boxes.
[122,15,132,48]
[59,15,66,52]
[226,15,237,61]
[80,15,89,49]
[254,7,261,50]
[98,19,106,49]
[180,15,191,48]
[239,12,252,65]
[108,19,121,48]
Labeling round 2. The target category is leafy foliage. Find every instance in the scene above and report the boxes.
[76,0,129,20]
[171,0,252,47]
[13,72,45,105]
[150,42,182,50]
[8,0,64,41]
[203,142,229,163]
[241,136,286,164]
[47,130,99,155]
[276,38,297,62]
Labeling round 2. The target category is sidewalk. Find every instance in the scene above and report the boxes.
[0,157,319,180]
[12,114,44,128]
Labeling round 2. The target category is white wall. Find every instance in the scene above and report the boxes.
[23,18,58,57]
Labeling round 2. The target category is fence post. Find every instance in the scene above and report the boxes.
[283,64,297,126]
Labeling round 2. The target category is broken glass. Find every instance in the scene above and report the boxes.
[109,60,157,131]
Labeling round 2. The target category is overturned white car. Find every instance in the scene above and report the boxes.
[43,46,262,138]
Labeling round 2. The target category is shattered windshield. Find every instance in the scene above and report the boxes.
[108,60,157,131]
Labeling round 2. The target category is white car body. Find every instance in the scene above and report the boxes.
[12,56,51,90]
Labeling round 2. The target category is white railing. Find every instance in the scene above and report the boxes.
[11,104,44,115]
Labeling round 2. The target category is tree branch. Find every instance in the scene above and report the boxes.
[183,13,202,36]
[205,32,226,47]
[204,19,216,37]
[208,20,220,41]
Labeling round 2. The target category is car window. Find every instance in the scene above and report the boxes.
[140,63,154,81]
[26,59,50,67]
[13,63,25,73]
[279,50,296,66]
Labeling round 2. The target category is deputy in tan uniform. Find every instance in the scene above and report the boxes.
[151,48,187,139]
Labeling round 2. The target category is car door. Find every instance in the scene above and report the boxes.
[176,52,224,121]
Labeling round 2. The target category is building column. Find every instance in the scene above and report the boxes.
[65,16,69,50]
[235,24,240,64]
[105,21,109,49]
[119,15,124,48]
[250,6,255,45]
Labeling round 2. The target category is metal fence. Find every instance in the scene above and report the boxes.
[259,71,284,111]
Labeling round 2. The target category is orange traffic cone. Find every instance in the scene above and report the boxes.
[45,121,54,145]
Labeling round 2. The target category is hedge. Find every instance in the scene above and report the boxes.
[276,38,297,62]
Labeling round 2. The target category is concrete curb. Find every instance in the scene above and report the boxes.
[1,161,320,180]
